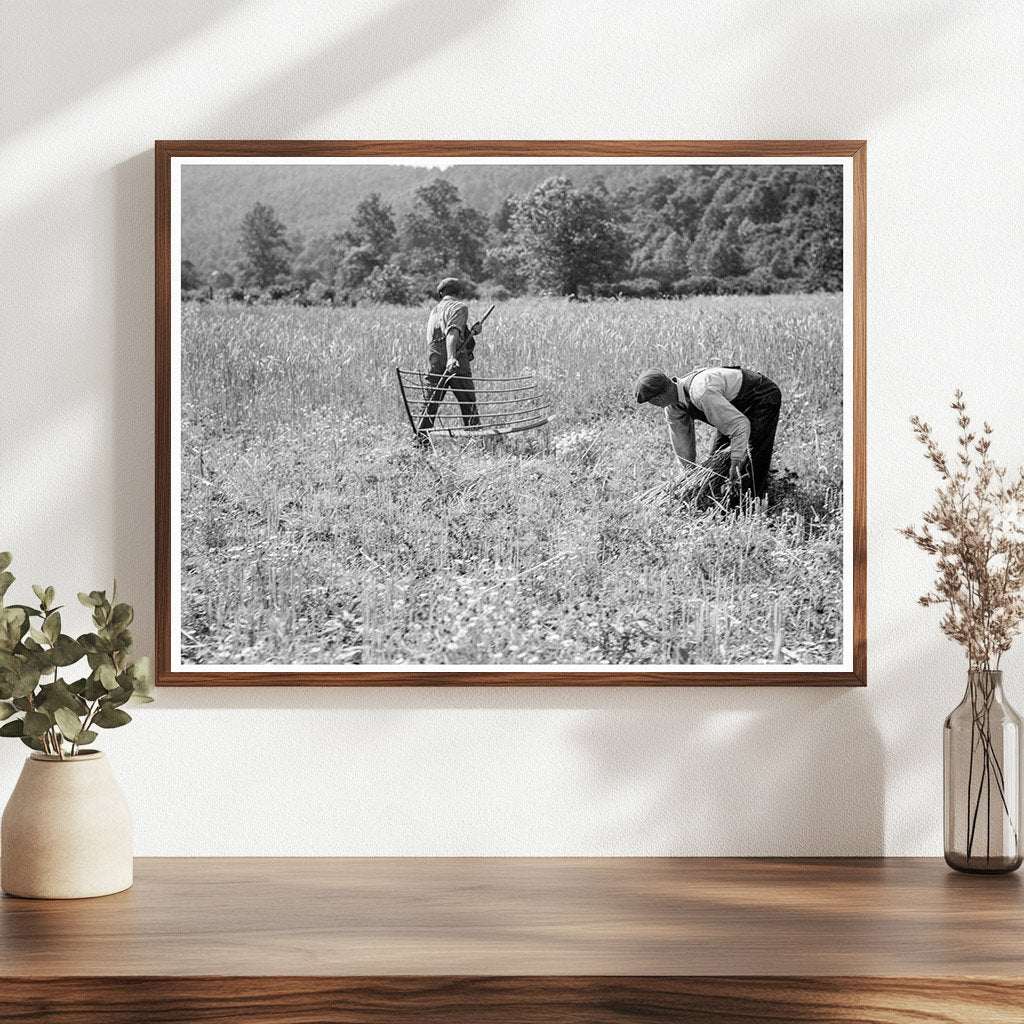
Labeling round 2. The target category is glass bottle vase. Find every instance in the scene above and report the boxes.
[944,669,1023,873]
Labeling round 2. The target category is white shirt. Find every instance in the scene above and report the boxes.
[664,367,751,468]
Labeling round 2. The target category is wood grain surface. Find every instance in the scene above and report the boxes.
[0,976,1022,1024]
[2,858,1021,1023]
[154,138,867,688]
[2,856,1022,977]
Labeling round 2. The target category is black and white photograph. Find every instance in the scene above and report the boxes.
[163,145,860,681]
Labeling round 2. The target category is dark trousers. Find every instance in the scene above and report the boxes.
[711,370,782,498]
[417,362,479,431]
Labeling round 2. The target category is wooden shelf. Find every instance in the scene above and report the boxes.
[2,857,1021,1022]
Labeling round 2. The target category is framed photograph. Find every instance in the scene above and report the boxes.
[156,140,865,686]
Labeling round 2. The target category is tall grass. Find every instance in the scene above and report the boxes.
[180,295,844,666]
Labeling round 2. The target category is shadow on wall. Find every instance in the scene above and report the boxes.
[204,0,507,137]
[877,633,967,856]
[573,687,884,855]
[0,1,244,139]
[723,0,973,132]
[145,681,885,856]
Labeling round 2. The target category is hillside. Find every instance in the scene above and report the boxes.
[180,160,844,298]
[181,162,797,267]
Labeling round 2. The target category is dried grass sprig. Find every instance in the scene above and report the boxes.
[902,391,1024,670]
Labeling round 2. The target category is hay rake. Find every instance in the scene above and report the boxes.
[396,368,553,441]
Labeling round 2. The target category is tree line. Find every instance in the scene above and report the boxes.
[181,165,843,304]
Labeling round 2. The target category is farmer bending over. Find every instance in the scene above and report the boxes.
[635,366,782,499]
[417,277,483,434]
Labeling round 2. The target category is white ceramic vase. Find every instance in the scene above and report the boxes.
[1,751,133,899]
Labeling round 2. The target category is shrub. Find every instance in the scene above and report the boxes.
[612,277,662,299]
[361,261,415,306]
[744,267,777,295]
[716,276,750,296]
[479,281,511,302]
[673,277,719,297]
[306,281,336,306]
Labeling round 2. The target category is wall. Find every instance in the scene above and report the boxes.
[1,0,1022,855]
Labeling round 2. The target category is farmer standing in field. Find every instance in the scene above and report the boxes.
[416,277,484,435]
[634,365,782,499]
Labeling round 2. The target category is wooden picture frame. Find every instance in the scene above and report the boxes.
[156,140,866,686]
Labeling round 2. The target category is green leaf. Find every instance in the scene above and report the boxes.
[74,730,97,746]
[77,634,101,653]
[36,679,88,716]
[0,607,26,651]
[98,664,118,690]
[22,711,51,738]
[12,697,32,712]
[110,604,134,630]
[11,666,41,699]
[127,657,155,701]
[78,592,100,608]
[83,675,107,701]
[82,636,113,657]
[42,611,60,644]
[49,635,85,667]
[104,685,132,708]
[87,653,116,676]
[31,584,47,608]
[0,552,11,573]
[7,604,42,619]
[3,607,27,629]
[44,586,55,608]
[28,627,49,646]
[19,734,45,752]
[114,629,134,654]
[54,707,85,741]
[0,701,16,721]
[0,572,15,601]
[0,719,24,737]
[92,705,131,729]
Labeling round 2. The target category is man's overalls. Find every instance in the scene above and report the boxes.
[417,319,479,433]
[682,366,782,498]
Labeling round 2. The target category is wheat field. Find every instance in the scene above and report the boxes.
[179,294,845,667]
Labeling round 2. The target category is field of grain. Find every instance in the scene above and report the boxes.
[179,295,844,667]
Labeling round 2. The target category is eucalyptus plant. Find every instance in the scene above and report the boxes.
[0,552,153,759]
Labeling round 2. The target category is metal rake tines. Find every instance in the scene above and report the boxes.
[397,380,538,397]
[401,370,537,383]
[396,366,553,441]
[411,404,552,426]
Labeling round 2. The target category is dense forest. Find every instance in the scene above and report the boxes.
[180,163,843,303]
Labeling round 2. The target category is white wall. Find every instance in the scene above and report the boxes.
[1,0,1022,855]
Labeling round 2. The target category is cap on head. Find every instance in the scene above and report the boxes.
[436,277,464,299]
[635,369,674,404]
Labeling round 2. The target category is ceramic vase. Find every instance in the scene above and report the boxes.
[1,751,133,898]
